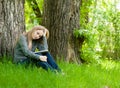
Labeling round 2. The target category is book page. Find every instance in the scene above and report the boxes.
[34,50,48,54]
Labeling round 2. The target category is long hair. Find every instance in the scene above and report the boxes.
[24,25,49,50]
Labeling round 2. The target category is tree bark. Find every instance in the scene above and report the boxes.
[0,0,25,57]
[43,0,84,63]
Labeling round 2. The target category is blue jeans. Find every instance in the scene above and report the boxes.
[19,52,61,72]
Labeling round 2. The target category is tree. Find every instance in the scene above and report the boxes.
[43,0,84,63]
[0,0,25,57]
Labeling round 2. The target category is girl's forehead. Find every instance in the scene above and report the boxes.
[36,29,43,32]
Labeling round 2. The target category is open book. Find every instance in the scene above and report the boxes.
[34,50,48,54]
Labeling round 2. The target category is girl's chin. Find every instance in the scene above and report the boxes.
[33,37,39,40]
[32,37,36,40]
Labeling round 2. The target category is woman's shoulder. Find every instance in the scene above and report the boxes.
[19,34,26,39]
[18,34,27,42]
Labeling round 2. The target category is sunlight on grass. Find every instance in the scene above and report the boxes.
[100,60,120,70]
[0,60,120,88]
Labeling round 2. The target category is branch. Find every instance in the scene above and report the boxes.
[27,0,42,24]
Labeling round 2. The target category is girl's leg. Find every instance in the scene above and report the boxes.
[34,52,53,70]
[34,52,61,72]
[36,61,54,71]
[17,59,32,68]
[19,58,54,71]
[42,52,61,72]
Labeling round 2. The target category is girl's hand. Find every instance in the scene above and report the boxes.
[39,56,47,62]
[43,29,46,37]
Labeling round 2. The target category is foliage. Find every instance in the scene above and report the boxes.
[76,0,120,63]
[0,59,120,88]
[25,0,43,30]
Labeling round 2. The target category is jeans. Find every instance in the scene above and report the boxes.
[19,52,61,72]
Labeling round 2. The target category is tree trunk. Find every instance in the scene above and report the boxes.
[0,0,25,57]
[43,0,84,63]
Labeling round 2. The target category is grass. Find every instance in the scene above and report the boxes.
[0,59,120,88]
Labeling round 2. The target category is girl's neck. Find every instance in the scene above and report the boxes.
[27,31,32,40]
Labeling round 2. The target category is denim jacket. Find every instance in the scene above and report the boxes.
[13,34,48,63]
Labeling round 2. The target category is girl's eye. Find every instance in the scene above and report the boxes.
[37,32,39,35]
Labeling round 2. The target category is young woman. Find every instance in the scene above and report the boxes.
[14,25,61,72]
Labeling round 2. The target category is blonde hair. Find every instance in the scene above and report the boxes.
[25,25,49,50]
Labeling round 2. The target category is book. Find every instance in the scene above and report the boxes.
[34,50,48,54]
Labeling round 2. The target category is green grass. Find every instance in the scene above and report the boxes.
[0,59,120,88]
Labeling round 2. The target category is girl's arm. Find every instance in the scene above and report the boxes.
[37,36,48,51]
[19,35,40,60]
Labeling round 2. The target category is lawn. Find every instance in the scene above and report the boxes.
[0,59,120,88]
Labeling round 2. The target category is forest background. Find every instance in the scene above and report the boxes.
[0,0,120,88]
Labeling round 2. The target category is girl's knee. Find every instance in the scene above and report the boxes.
[37,61,51,70]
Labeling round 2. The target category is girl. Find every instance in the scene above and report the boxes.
[14,25,61,72]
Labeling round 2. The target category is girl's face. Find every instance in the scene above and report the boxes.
[32,30,44,40]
